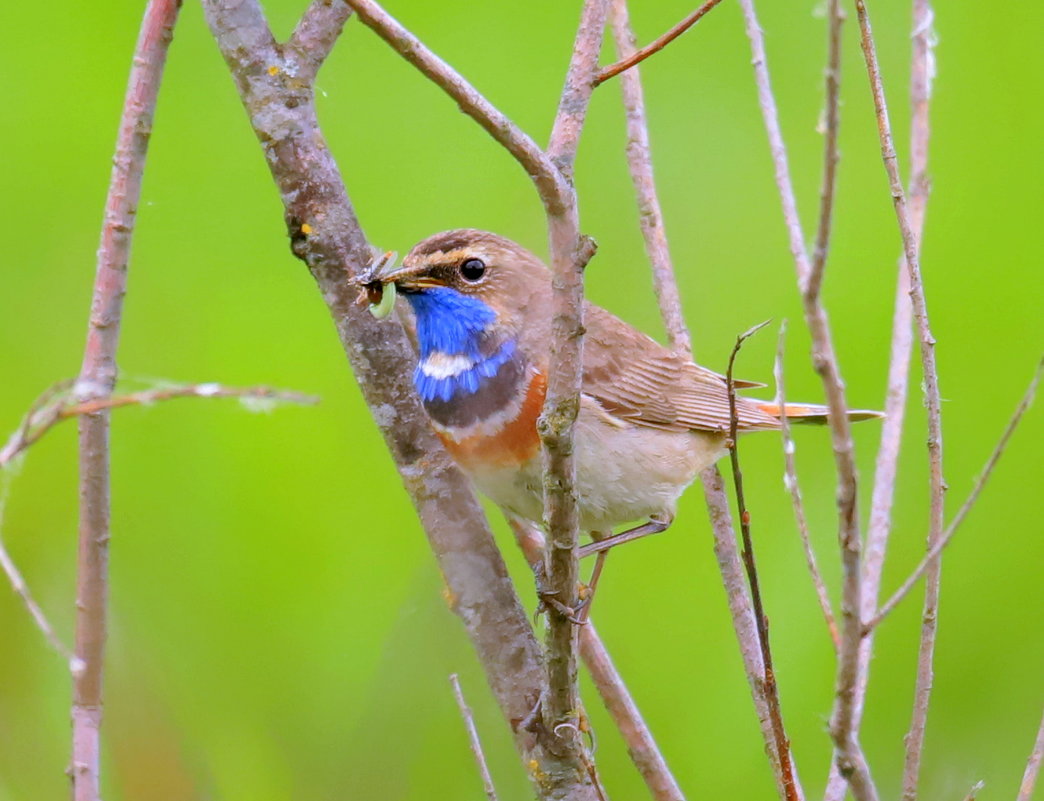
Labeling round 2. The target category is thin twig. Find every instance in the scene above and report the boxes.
[961,780,985,801]
[0,473,75,663]
[71,2,181,798]
[449,674,499,801]
[349,0,608,784]
[1017,709,1044,801]
[611,2,800,793]
[725,321,799,801]
[736,1,876,797]
[700,468,799,800]
[608,0,691,356]
[736,0,813,288]
[866,358,1040,630]
[1,382,317,468]
[807,0,844,301]
[1,381,311,667]
[826,3,935,796]
[850,3,947,796]
[546,0,610,175]
[595,0,727,86]
[773,323,839,652]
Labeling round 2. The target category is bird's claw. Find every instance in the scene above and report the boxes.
[533,561,587,625]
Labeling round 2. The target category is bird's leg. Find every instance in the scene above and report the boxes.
[577,548,609,624]
[574,529,612,623]
[576,514,673,559]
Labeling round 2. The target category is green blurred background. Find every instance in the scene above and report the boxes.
[1,1,1040,799]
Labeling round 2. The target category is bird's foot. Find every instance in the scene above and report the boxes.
[533,561,587,625]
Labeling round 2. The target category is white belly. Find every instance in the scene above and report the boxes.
[464,396,727,532]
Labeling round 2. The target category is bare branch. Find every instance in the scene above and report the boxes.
[961,781,985,801]
[608,0,691,356]
[827,2,935,795]
[848,2,946,795]
[736,0,813,288]
[286,0,353,81]
[866,357,1040,630]
[1017,709,1044,801]
[547,1,610,175]
[511,518,685,801]
[201,2,612,798]
[538,6,609,782]
[0,473,75,663]
[449,674,499,801]
[773,324,839,652]
[346,0,609,784]
[579,620,682,801]
[700,468,801,800]
[1,382,316,468]
[72,2,181,798]
[735,0,875,797]
[596,0,727,87]
[343,0,571,216]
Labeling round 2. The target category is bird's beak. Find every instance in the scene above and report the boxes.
[375,260,443,290]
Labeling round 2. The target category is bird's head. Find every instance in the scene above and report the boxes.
[374,229,550,358]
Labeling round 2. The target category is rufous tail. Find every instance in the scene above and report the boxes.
[755,401,883,425]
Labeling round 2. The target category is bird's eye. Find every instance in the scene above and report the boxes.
[459,258,486,282]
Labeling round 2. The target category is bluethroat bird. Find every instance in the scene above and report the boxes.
[366,229,879,557]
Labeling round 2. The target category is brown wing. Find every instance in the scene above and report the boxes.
[581,303,780,433]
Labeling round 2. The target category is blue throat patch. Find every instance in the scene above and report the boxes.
[406,287,495,359]
[405,287,516,404]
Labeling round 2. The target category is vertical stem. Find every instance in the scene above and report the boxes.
[726,325,800,801]
[826,3,933,798]
[540,3,609,783]
[72,1,181,798]
[511,518,685,801]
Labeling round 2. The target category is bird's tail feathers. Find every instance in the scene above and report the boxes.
[755,401,883,425]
